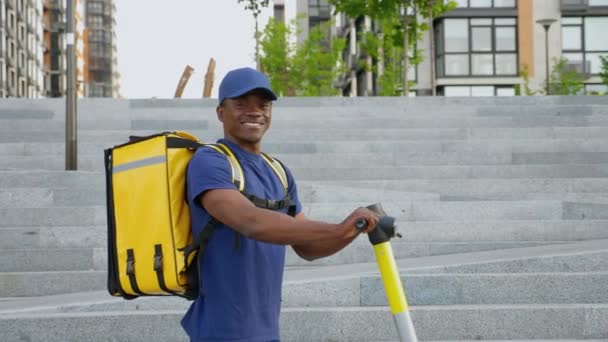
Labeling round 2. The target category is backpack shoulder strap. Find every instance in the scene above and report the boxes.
[204,144,245,192]
[259,152,288,194]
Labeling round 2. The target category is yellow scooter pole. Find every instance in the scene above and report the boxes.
[356,203,418,342]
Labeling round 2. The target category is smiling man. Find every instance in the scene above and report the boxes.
[181,67,378,342]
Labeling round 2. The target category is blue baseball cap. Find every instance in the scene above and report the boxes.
[218,67,277,103]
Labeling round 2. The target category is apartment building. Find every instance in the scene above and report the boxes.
[84,0,119,97]
[0,0,44,98]
[334,0,608,96]
[42,0,85,97]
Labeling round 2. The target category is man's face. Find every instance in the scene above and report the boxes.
[217,89,272,150]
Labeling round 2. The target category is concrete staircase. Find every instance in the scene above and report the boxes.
[1,97,607,341]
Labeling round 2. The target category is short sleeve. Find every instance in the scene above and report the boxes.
[187,147,238,207]
[284,165,303,216]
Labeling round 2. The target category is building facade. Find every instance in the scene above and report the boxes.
[331,0,608,96]
[42,0,85,98]
[84,0,118,97]
[1,0,45,98]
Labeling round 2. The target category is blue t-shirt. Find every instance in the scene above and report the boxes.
[181,138,302,342]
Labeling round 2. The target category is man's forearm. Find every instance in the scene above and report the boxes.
[291,234,359,261]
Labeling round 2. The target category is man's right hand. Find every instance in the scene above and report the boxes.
[339,207,380,239]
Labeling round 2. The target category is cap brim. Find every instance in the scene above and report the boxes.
[225,86,277,101]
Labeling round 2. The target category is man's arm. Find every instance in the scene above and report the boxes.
[291,212,360,261]
[201,188,377,251]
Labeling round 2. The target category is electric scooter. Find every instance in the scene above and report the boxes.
[356,203,418,342]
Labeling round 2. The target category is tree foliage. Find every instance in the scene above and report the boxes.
[600,55,608,92]
[237,0,269,18]
[260,18,346,96]
[547,57,584,95]
[329,0,456,95]
[237,0,270,67]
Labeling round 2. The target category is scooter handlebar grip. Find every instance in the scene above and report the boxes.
[355,219,368,230]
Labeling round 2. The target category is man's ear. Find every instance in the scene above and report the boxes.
[216,105,224,122]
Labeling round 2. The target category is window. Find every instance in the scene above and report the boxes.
[88,15,103,28]
[562,16,608,76]
[436,18,518,77]
[453,0,516,8]
[585,84,607,94]
[308,0,330,19]
[274,5,285,22]
[442,85,514,96]
[590,0,608,5]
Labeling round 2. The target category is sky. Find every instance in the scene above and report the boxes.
[114,1,275,99]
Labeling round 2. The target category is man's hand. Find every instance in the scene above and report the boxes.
[339,207,380,238]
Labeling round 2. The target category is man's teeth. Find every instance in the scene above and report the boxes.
[243,122,263,126]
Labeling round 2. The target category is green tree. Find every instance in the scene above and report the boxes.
[237,0,270,69]
[547,57,584,95]
[600,55,608,93]
[329,0,456,96]
[514,64,537,96]
[259,18,293,95]
[259,18,346,96]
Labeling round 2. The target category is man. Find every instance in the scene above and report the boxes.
[182,67,379,341]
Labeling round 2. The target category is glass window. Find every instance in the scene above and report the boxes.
[589,0,608,5]
[471,18,492,25]
[494,0,516,7]
[586,53,606,74]
[472,27,492,51]
[562,17,582,25]
[496,87,515,96]
[470,0,492,7]
[585,84,607,94]
[563,17,608,75]
[454,0,468,7]
[562,52,585,68]
[495,27,516,51]
[585,17,608,51]
[562,26,582,50]
[471,86,495,96]
[444,86,471,96]
[438,17,518,77]
[445,19,469,52]
[495,53,517,75]
[472,54,494,75]
[494,18,517,25]
[445,54,469,75]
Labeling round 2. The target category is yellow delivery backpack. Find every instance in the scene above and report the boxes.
[104,131,296,300]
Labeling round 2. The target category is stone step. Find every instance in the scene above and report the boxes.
[3,152,608,178]
[3,140,608,160]
[3,138,608,155]
[0,240,567,272]
[408,250,608,274]
[5,127,608,143]
[3,115,608,132]
[0,304,606,341]
[5,99,607,121]
[3,200,606,228]
[3,220,605,250]
[3,271,607,311]
[0,185,436,208]
[2,239,605,297]
[2,171,608,198]
[331,178,608,200]
[2,185,607,208]
[0,226,106,249]
[5,101,608,120]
